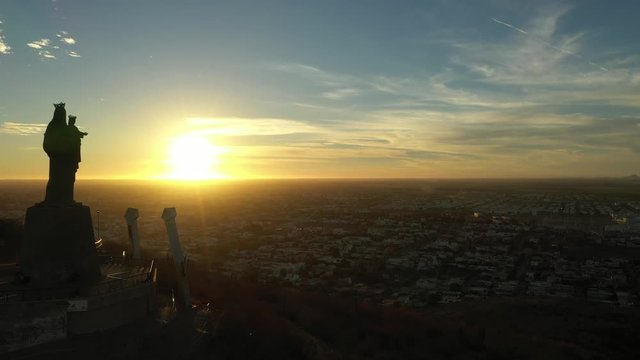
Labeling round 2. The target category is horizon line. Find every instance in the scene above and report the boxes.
[1,175,637,182]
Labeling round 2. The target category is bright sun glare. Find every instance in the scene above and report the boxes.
[166,134,227,180]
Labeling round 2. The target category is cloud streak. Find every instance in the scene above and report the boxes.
[0,20,11,55]
[26,39,50,49]
[491,18,528,35]
[26,31,80,60]
[490,16,608,72]
[27,38,56,59]
[186,117,321,136]
[262,13,640,176]
[322,88,359,100]
[56,31,76,45]
[0,122,47,135]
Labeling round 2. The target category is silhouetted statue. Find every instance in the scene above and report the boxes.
[21,102,101,284]
[68,115,88,165]
[43,103,82,204]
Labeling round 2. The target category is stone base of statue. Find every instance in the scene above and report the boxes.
[19,203,101,285]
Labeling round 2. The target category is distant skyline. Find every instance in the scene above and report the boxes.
[1,0,639,179]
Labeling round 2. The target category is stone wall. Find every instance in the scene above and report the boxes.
[67,282,154,335]
[0,300,67,352]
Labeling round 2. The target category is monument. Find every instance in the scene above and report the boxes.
[1,104,157,353]
[19,103,101,284]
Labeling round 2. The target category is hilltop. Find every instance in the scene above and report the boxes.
[3,220,640,359]
[7,268,640,359]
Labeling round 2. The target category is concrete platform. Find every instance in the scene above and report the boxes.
[0,259,156,353]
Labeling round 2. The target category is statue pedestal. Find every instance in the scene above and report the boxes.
[20,204,101,285]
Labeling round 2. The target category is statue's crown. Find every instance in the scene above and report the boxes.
[54,102,65,109]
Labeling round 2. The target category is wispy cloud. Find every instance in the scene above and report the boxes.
[26,38,50,49]
[262,13,640,175]
[180,114,479,172]
[272,63,345,87]
[27,31,80,60]
[490,13,608,72]
[422,7,636,111]
[40,51,56,59]
[186,117,320,136]
[0,122,47,135]
[56,31,76,45]
[27,38,56,59]
[0,20,11,55]
[491,18,528,35]
[322,88,359,100]
[0,38,10,54]
[272,61,539,113]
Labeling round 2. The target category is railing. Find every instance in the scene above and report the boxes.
[89,259,155,297]
[0,259,155,305]
[97,252,153,268]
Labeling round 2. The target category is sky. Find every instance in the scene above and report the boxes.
[1,0,639,179]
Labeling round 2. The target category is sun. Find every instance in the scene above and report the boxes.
[165,134,227,180]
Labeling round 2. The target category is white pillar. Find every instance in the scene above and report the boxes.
[124,208,141,260]
[161,207,191,310]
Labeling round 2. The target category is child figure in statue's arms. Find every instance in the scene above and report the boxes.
[68,115,88,164]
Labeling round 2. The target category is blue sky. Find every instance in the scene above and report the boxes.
[1,0,639,178]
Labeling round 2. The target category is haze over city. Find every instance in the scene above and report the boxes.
[1,0,639,180]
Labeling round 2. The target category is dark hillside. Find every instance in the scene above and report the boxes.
[4,229,640,359]
[0,218,21,263]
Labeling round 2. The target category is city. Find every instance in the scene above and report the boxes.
[4,179,638,309]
